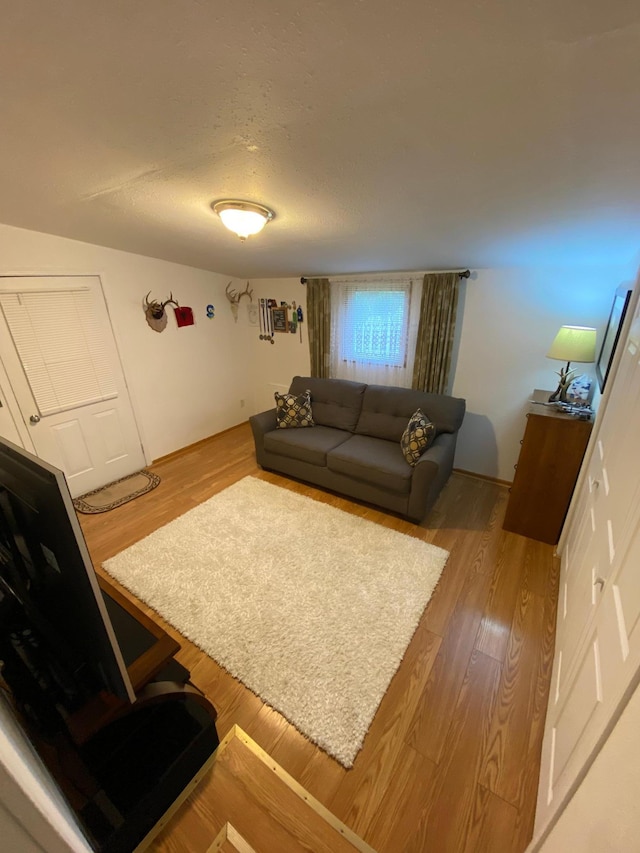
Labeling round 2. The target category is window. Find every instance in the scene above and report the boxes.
[339,285,410,367]
[330,279,419,386]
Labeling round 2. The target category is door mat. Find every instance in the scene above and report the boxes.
[73,470,160,514]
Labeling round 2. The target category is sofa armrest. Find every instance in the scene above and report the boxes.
[414,433,454,473]
[249,408,278,466]
[407,432,457,523]
[249,407,278,438]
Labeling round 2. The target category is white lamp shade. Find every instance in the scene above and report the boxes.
[546,325,597,363]
[212,200,274,240]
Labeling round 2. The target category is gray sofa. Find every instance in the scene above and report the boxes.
[249,376,466,523]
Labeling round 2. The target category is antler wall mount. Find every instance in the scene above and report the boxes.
[144,292,178,332]
[225,281,253,322]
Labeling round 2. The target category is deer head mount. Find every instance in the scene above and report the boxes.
[225,281,253,322]
[144,292,178,332]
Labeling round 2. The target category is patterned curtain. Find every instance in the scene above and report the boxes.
[306,278,332,378]
[412,272,460,394]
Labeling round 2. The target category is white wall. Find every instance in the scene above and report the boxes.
[451,265,631,481]
[0,222,252,461]
[246,267,632,482]
[533,680,640,852]
[247,277,311,412]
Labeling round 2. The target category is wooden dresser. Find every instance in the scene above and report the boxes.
[503,390,593,545]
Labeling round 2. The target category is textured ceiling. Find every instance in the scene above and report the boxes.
[1,1,639,278]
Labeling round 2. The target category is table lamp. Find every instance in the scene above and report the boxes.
[546,325,597,402]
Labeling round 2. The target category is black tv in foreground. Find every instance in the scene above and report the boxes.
[0,436,135,711]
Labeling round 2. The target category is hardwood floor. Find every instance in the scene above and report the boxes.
[79,424,559,852]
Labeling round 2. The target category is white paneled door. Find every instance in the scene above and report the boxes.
[0,364,24,447]
[534,288,640,839]
[0,276,145,497]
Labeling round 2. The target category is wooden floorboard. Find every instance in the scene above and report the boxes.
[78,423,559,852]
[405,649,503,852]
[365,743,438,853]
[479,588,547,807]
[407,567,493,764]
[328,623,442,835]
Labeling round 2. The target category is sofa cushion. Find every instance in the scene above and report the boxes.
[356,384,465,439]
[400,409,436,465]
[327,434,413,494]
[289,376,366,432]
[264,425,351,466]
[275,389,315,428]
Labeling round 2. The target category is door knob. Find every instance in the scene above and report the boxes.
[594,576,606,591]
[29,414,40,424]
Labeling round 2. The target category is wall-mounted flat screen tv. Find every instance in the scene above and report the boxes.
[596,285,632,392]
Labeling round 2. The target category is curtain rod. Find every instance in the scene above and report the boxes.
[300,269,471,284]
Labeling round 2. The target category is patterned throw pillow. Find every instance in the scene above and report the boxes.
[400,409,435,465]
[274,389,315,428]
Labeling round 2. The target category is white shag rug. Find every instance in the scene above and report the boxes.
[103,476,448,767]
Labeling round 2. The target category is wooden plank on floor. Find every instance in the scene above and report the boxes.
[475,533,527,662]
[242,704,291,757]
[365,742,437,853]
[406,650,503,852]
[267,719,319,785]
[407,569,493,763]
[329,622,441,835]
[297,747,346,806]
[512,551,560,852]
[479,585,547,807]
[463,784,519,853]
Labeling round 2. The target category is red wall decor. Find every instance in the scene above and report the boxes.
[174,306,194,327]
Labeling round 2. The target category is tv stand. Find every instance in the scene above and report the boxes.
[9,577,219,853]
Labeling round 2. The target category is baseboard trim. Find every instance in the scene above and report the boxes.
[153,422,250,465]
[453,468,512,487]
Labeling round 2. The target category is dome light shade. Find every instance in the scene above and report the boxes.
[212,199,275,241]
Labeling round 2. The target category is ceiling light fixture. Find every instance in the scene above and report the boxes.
[211,199,275,242]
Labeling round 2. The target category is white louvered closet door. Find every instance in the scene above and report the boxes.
[0,276,145,497]
[534,287,640,839]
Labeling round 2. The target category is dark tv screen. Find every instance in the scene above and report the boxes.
[0,436,135,709]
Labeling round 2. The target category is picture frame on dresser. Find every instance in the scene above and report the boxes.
[596,285,632,392]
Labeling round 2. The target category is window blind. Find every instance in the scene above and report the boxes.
[0,290,118,416]
[337,282,411,367]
